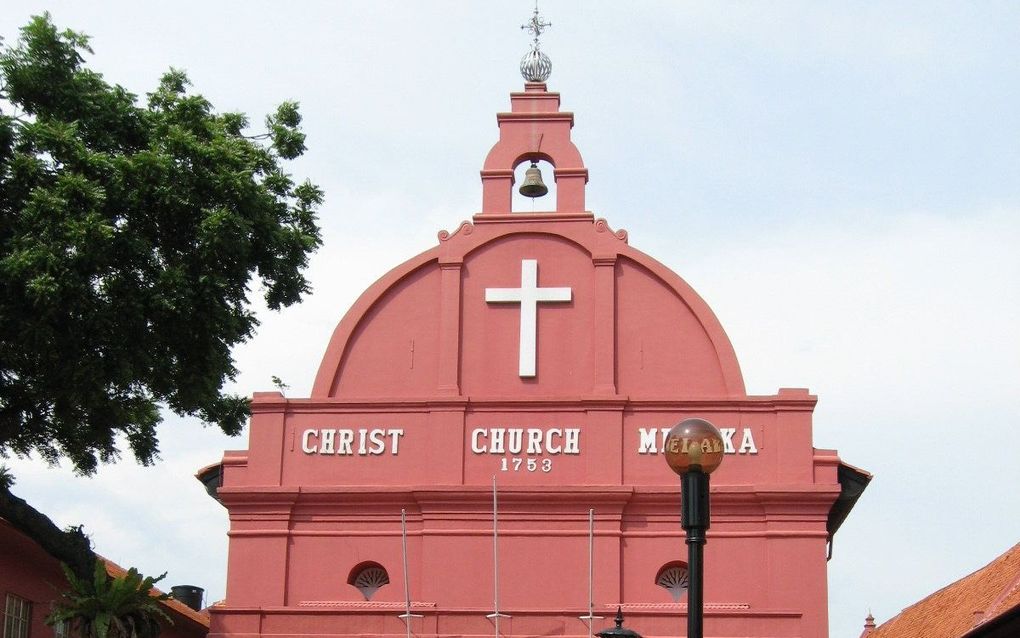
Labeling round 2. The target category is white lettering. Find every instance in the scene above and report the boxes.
[526,428,543,454]
[635,426,758,456]
[388,429,404,454]
[719,428,736,453]
[368,429,386,455]
[319,429,335,454]
[337,430,354,455]
[302,429,318,453]
[304,424,760,461]
[638,428,658,454]
[469,427,581,456]
[472,429,487,454]
[545,429,562,454]
[507,429,523,455]
[739,428,757,454]
[301,428,403,456]
[564,428,580,454]
[490,428,505,453]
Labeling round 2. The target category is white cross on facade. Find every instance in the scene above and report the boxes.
[485,259,572,377]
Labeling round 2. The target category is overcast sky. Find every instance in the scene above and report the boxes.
[4,2,1019,636]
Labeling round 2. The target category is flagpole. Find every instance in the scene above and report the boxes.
[588,508,594,638]
[494,476,500,637]
[578,508,601,634]
[398,509,422,638]
[486,476,509,637]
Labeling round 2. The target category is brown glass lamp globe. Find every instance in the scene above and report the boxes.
[664,418,725,475]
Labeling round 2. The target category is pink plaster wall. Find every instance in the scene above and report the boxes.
[212,84,850,638]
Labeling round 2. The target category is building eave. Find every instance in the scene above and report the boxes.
[826,461,872,559]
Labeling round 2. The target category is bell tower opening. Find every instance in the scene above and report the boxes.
[512,158,558,213]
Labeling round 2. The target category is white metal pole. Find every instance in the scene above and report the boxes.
[493,476,500,638]
[578,508,601,632]
[486,477,510,635]
[588,508,594,638]
[402,509,412,638]
[398,511,423,637]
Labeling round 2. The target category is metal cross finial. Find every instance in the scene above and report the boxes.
[519,1,553,82]
[521,1,551,48]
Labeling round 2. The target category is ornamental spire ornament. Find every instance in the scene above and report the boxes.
[520,1,552,82]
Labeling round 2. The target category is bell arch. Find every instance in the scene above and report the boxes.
[480,83,588,213]
[513,158,557,212]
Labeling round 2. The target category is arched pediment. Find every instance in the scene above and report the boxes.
[311,216,744,399]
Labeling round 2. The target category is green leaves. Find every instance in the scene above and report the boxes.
[48,562,172,638]
[267,101,306,160]
[0,14,323,474]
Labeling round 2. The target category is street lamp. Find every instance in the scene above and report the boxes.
[663,418,724,638]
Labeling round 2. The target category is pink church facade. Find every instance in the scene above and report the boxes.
[204,82,868,638]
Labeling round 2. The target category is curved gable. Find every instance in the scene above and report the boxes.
[312,217,744,400]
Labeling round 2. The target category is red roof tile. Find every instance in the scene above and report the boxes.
[869,543,1020,638]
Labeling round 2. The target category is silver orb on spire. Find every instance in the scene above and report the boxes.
[520,2,552,82]
[520,49,552,83]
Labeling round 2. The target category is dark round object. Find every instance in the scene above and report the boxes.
[663,418,725,475]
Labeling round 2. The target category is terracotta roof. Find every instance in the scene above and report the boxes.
[868,542,1020,638]
[101,556,210,629]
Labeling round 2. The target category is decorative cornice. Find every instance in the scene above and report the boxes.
[496,111,574,125]
[217,602,803,618]
[215,484,839,511]
[472,211,594,224]
[516,82,551,93]
[216,486,299,507]
[595,217,629,243]
[298,601,435,609]
[438,220,473,242]
[247,394,817,414]
[621,602,751,611]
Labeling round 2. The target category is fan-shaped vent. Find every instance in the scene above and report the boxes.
[353,566,389,600]
[656,565,690,602]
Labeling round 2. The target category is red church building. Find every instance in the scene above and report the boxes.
[203,24,869,638]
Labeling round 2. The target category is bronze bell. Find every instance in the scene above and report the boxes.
[519,162,549,198]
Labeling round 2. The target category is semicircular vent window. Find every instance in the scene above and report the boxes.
[655,562,689,602]
[349,563,390,600]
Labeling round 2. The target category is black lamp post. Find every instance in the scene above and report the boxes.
[663,418,725,638]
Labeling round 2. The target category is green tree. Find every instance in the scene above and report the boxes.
[0,14,323,475]
[48,562,171,638]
